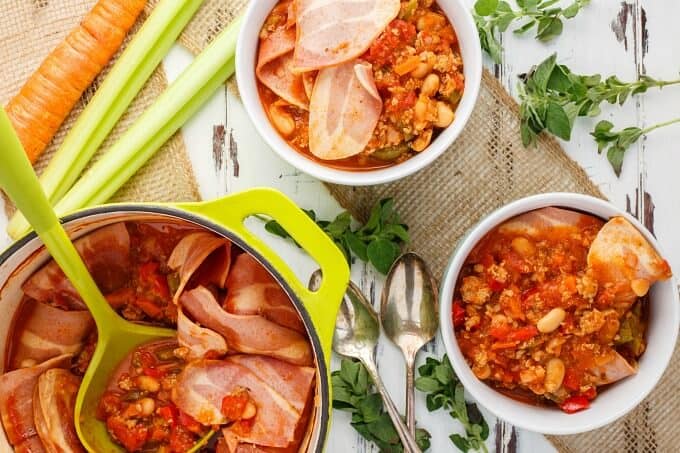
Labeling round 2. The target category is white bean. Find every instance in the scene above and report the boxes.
[434,101,454,128]
[136,375,160,393]
[544,358,566,393]
[269,105,296,137]
[139,397,155,416]
[421,74,440,97]
[537,308,566,333]
[631,278,650,297]
[411,129,432,152]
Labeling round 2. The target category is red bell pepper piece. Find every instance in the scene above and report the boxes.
[506,325,538,342]
[452,300,466,328]
[560,395,590,414]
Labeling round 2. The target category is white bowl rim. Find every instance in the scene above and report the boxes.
[439,192,680,435]
[235,0,483,186]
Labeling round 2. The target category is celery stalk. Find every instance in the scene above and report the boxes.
[7,0,206,239]
[51,16,243,218]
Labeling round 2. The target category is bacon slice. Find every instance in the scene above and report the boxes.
[33,369,83,453]
[224,355,315,414]
[587,217,672,306]
[167,232,231,302]
[257,28,309,110]
[172,359,313,448]
[0,355,71,451]
[224,254,305,333]
[293,0,400,71]
[22,223,130,309]
[181,286,313,366]
[308,60,382,160]
[177,308,228,360]
[587,348,637,385]
[498,207,604,237]
[10,299,94,370]
[14,436,47,453]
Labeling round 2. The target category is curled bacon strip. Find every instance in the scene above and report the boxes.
[33,369,83,453]
[0,354,72,451]
[308,60,382,160]
[587,216,672,307]
[167,232,231,302]
[181,286,313,366]
[177,307,228,360]
[10,299,94,370]
[224,253,305,333]
[293,0,400,71]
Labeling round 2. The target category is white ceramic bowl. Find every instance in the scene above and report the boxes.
[439,193,680,434]
[236,0,482,185]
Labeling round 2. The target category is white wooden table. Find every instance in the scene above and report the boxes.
[1,1,677,452]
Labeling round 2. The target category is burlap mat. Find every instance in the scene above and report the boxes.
[2,1,678,452]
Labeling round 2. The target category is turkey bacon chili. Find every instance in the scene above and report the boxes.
[452,207,672,413]
[256,0,465,169]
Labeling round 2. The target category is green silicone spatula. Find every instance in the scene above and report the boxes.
[0,110,174,451]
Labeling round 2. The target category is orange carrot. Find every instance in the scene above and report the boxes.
[4,0,147,164]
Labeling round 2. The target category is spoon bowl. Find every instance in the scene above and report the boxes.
[0,110,174,452]
[309,271,422,453]
[381,253,439,434]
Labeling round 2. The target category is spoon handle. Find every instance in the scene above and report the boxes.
[405,353,416,436]
[361,357,422,453]
[0,109,114,327]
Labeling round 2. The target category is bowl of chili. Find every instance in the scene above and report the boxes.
[235,0,482,185]
[439,193,679,434]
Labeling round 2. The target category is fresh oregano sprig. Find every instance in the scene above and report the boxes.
[416,355,489,453]
[591,118,680,176]
[474,0,590,63]
[332,358,432,452]
[518,53,680,174]
[264,198,409,274]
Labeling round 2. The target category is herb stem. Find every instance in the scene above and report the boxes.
[641,117,680,134]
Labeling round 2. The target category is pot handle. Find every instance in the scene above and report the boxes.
[174,188,350,361]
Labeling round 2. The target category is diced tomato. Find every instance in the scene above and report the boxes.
[221,389,249,421]
[487,276,506,292]
[142,366,165,379]
[452,300,466,328]
[489,324,511,340]
[139,261,171,300]
[106,287,135,309]
[135,297,162,318]
[107,415,149,452]
[364,19,416,66]
[559,395,590,414]
[506,326,538,342]
[562,369,581,392]
[177,410,203,435]
[158,405,178,425]
[581,387,597,400]
[491,341,518,350]
[97,392,122,419]
[169,425,196,453]
[149,424,170,443]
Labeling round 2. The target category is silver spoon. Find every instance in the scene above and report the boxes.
[309,271,422,453]
[381,252,439,436]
